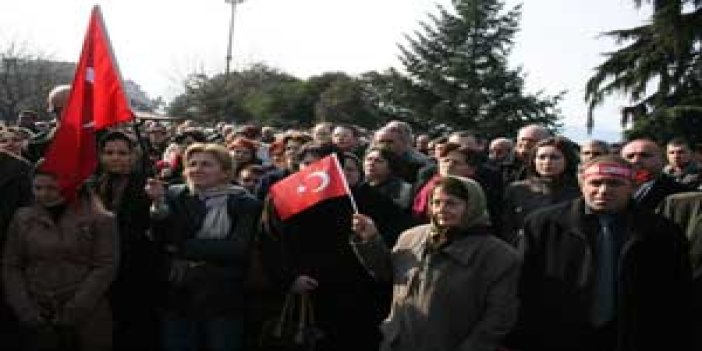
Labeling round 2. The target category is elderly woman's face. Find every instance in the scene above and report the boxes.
[430,186,468,229]
[184,152,229,190]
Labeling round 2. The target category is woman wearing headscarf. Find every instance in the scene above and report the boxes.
[3,166,117,351]
[146,143,261,351]
[500,136,580,246]
[351,176,520,351]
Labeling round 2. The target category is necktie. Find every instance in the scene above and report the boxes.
[593,215,616,326]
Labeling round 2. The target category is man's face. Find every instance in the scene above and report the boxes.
[415,135,430,152]
[284,140,304,170]
[581,173,634,213]
[148,128,168,145]
[667,144,692,168]
[516,129,540,160]
[580,143,608,163]
[489,141,511,161]
[621,141,663,175]
[17,114,35,128]
[375,130,405,155]
[439,150,475,178]
[332,127,357,151]
[312,125,332,144]
[0,131,23,156]
[237,169,261,192]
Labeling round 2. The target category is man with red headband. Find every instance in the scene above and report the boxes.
[508,155,692,351]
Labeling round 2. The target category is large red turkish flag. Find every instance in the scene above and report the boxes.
[41,5,134,199]
[270,154,351,220]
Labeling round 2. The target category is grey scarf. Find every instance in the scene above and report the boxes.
[194,185,246,239]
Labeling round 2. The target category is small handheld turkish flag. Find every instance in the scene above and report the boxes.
[40,5,133,200]
[270,154,352,220]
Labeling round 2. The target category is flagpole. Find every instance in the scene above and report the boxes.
[332,153,359,214]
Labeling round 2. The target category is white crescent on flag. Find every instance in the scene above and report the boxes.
[297,171,330,193]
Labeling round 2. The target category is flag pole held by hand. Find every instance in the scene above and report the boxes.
[332,153,358,214]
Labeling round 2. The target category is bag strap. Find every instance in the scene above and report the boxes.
[294,293,308,344]
[273,292,295,338]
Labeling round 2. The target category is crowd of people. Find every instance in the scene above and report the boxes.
[0,84,701,351]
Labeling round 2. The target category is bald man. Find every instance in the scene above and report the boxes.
[621,139,690,211]
[502,124,551,183]
[25,84,72,162]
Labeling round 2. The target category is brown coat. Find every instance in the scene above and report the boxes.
[352,224,521,351]
[2,200,117,350]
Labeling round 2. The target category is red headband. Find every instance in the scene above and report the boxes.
[581,162,633,180]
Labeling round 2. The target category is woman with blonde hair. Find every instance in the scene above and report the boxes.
[146,143,261,351]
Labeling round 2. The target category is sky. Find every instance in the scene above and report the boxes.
[0,0,651,142]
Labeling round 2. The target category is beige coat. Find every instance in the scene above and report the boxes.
[353,224,520,351]
[2,201,117,350]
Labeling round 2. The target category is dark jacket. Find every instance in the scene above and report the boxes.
[510,198,692,351]
[500,177,580,245]
[152,184,261,318]
[93,173,161,350]
[634,174,690,212]
[352,224,520,351]
[0,152,32,240]
[259,186,412,351]
[367,177,413,211]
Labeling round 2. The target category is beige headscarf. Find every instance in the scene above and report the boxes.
[429,176,490,231]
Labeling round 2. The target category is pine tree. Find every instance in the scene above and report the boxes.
[398,0,562,138]
[585,0,702,136]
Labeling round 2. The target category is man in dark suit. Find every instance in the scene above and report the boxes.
[620,138,690,211]
[510,155,692,351]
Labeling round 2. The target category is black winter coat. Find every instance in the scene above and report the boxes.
[152,184,261,318]
[510,198,692,351]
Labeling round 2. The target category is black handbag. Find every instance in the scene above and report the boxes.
[258,292,324,351]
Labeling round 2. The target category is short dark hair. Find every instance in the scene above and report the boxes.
[297,142,342,161]
[365,146,403,176]
[98,131,135,151]
[334,124,359,137]
[440,143,482,167]
[667,137,691,150]
[174,129,207,144]
[237,163,265,177]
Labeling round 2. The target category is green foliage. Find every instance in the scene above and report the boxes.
[394,0,563,138]
[585,0,702,138]
[167,64,391,128]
